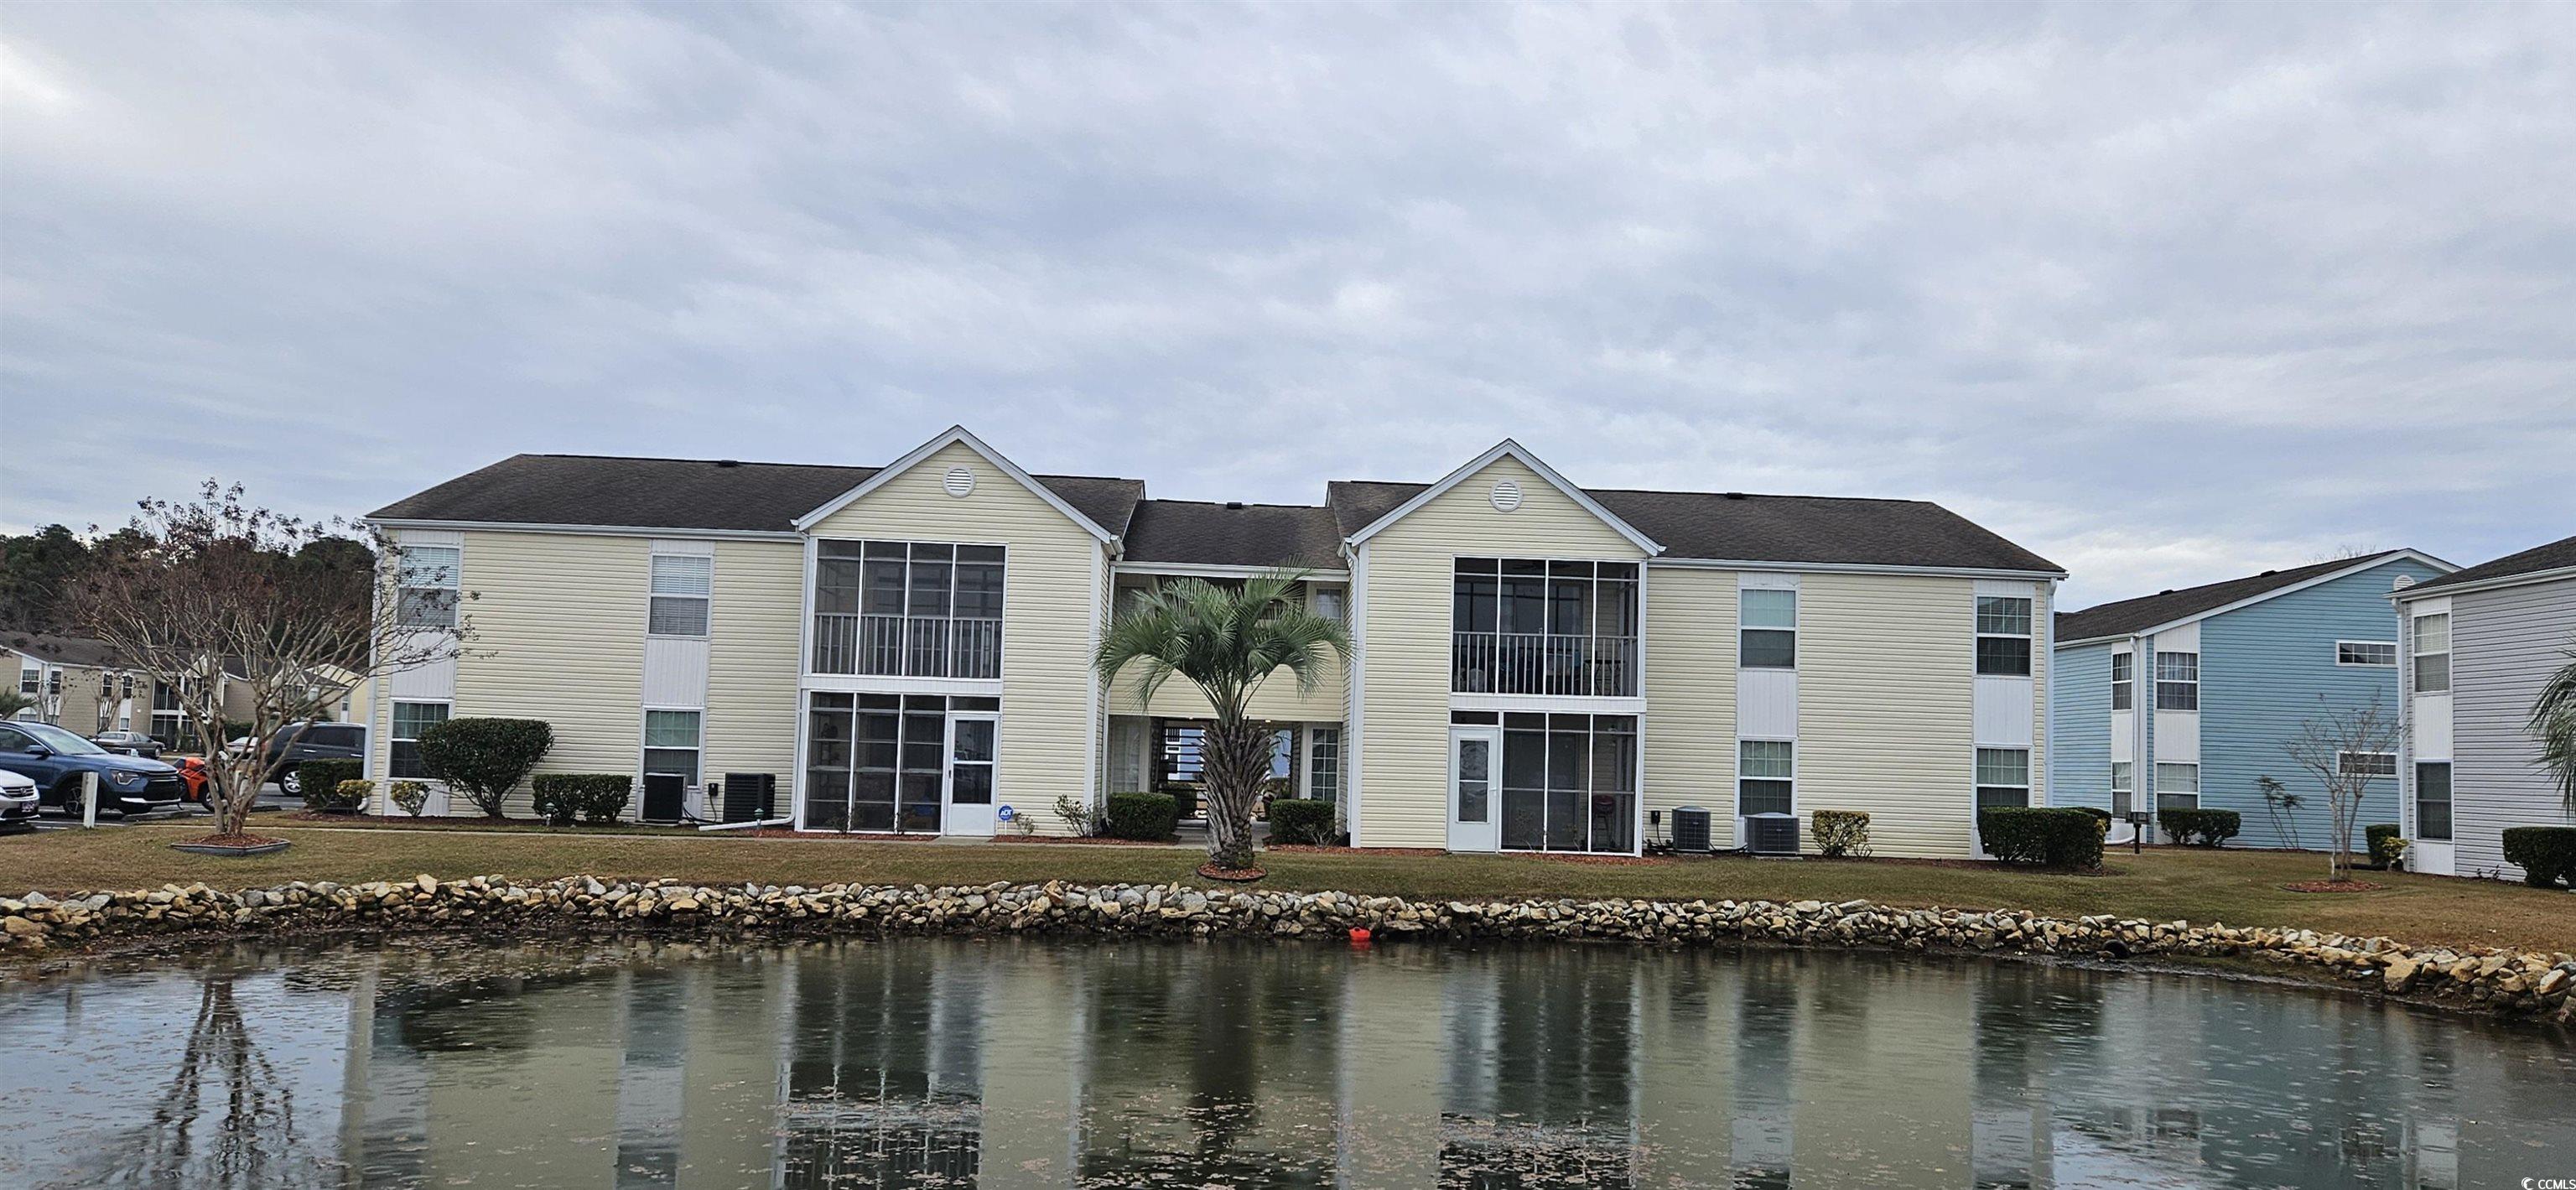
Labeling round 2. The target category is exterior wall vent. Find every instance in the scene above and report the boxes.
[1489,479,1523,512]
[2392,574,2416,590]
[943,466,976,498]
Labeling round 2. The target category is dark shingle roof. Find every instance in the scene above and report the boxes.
[0,630,124,669]
[1323,481,2059,573]
[370,454,1144,537]
[2054,551,2418,642]
[1123,501,1345,569]
[2404,532,2576,595]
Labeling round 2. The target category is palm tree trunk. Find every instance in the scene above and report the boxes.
[1200,718,1273,870]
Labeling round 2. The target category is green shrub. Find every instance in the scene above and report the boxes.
[1978,808,2105,870]
[2371,833,2411,869]
[2501,826,2576,889]
[1268,798,1337,846]
[2364,824,2402,869]
[2075,806,2113,838]
[2158,808,2242,847]
[1810,809,1872,857]
[1104,792,1179,841]
[297,759,364,810]
[418,718,553,818]
[531,774,632,826]
[390,780,431,818]
[318,777,371,813]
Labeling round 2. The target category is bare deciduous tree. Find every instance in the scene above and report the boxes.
[2283,694,2401,883]
[71,482,470,840]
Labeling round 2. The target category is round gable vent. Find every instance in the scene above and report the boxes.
[943,465,976,498]
[1490,478,1524,512]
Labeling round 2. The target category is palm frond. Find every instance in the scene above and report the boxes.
[2531,647,2576,813]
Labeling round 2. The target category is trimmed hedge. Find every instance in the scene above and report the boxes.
[2159,808,2241,848]
[1104,792,1179,841]
[2075,806,2113,838]
[1978,808,2105,870]
[531,774,634,827]
[418,719,554,818]
[2501,826,2576,889]
[1810,809,1872,858]
[298,760,364,810]
[2365,824,2403,870]
[1268,798,1337,846]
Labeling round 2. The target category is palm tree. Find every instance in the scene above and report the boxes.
[0,689,35,721]
[2528,645,2576,815]
[1095,570,1350,872]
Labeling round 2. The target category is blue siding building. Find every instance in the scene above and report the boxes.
[2050,550,2454,849]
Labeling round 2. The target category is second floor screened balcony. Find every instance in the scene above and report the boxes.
[1452,558,1640,698]
[813,540,1007,679]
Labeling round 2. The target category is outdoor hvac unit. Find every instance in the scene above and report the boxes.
[640,772,688,824]
[720,772,776,824]
[1670,805,1712,853]
[1741,813,1800,855]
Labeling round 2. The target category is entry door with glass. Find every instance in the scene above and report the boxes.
[943,714,998,837]
[1449,726,1501,852]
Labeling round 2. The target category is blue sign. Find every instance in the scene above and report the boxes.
[996,804,1015,822]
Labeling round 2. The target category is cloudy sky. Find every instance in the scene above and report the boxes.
[3,3,2569,608]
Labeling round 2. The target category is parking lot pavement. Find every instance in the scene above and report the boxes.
[25,786,302,830]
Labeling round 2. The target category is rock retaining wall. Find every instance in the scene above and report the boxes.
[5,876,2570,1024]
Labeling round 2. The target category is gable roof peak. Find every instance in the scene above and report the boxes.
[788,424,1122,543]
[1343,439,1665,554]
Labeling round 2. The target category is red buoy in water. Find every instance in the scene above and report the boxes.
[1348,927,1373,946]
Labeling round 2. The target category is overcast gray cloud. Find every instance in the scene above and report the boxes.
[3,2,2569,606]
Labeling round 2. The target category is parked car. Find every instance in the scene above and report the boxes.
[174,755,210,803]
[0,768,37,834]
[0,720,186,815]
[252,722,366,796]
[88,730,163,759]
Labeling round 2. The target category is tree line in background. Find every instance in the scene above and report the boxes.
[1,520,376,633]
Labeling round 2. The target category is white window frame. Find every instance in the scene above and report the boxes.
[2153,761,2200,811]
[1737,739,1795,817]
[2111,760,2134,817]
[2110,652,2133,711]
[2334,640,2397,668]
[1309,586,1348,623]
[396,544,462,628]
[2412,613,2450,694]
[1973,596,2033,677]
[648,553,714,639]
[1306,725,1342,802]
[2154,651,2199,711]
[2336,750,2397,778]
[641,707,704,787]
[1738,589,1797,671]
[1975,746,2032,808]
[389,699,451,781]
[16,666,37,695]
[2413,761,2452,842]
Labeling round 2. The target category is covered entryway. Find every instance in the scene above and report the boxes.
[802,692,1000,836]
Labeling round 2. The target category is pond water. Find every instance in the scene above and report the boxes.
[1,937,2568,1188]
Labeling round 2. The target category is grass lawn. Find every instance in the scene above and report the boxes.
[3,824,2568,954]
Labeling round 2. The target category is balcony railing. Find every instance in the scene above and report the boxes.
[1452,632,1638,697]
[813,614,1003,679]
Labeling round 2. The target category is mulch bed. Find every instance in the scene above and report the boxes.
[2283,880,2384,893]
[1197,863,1267,882]
[180,833,287,848]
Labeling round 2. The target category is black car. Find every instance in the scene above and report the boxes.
[250,722,367,796]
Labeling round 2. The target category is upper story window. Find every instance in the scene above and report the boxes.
[648,554,713,638]
[2412,613,2449,694]
[813,540,1006,678]
[2336,641,2397,668]
[1309,586,1347,623]
[2338,751,2397,777]
[2155,651,2199,710]
[1739,589,1797,670]
[1974,596,2033,676]
[2111,652,2134,710]
[1450,559,1639,697]
[396,545,461,628]
[16,667,34,695]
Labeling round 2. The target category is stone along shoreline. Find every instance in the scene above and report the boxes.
[4,876,2570,1026]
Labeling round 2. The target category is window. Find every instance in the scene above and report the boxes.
[16,668,35,695]
[2111,652,2134,710]
[642,709,703,786]
[2415,761,2451,841]
[2155,652,2199,710]
[1738,740,1794,817]
[1975,596,2033,676]
[151,681,184,746]
[648,554,713,637]
[812,540,1006,678]
[1976,748,2031,808]
[390,701,449,779]
[1307,726,1341,802]
[2336,641,2397,668]
[396,545,461,628]
[1310,587,1347,623]
[1740,589,1797,670]
[2337,751,2397,778]
[2412,614,2450,694]
[121,674,133,701]
[2111,761,2134,817]
[44,670,61,697]
[1449,559,1639,696]
[2154,762,2199,812]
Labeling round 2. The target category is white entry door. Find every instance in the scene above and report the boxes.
[1448,726,1501,853]
[943,714,999,837]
